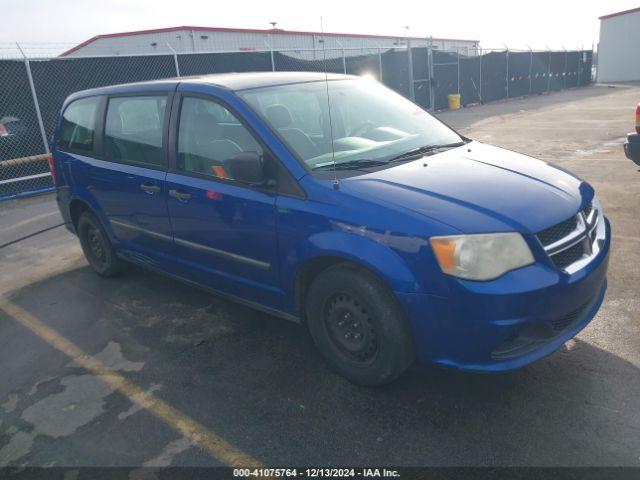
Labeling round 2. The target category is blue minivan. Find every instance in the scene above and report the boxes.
[51,72,610,385]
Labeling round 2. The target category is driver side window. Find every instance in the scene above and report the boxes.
[177,97,263,180]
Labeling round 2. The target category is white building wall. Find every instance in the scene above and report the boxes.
[597,10,640,82]
[65,29,479,58]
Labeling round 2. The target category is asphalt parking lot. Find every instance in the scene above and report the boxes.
[1,84,639,468]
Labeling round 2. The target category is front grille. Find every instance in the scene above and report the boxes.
[535,200,600,273]
[537,216,578,247]
[550,242,585,270]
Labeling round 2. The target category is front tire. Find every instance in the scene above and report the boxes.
[306,264,415,386]
[77,211,124,277]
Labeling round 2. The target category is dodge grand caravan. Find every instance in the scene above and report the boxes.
[51,73,610,386]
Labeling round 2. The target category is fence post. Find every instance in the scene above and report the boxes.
[428,38,435,111]
[547,50,552,91]
[528,48,533,95]
[335,40,347,74]
[563,48,568,89]
[591,44,595,83]
[166,43,180,77]
[578,50,582,86]
[16,43,49,155]
[407,37,415,101]
[505,47,510,98]
[478,47,482,103]
[343,48,347,74]
[425,46,431,109]
[264,41,275,72]
[456,47,460,94]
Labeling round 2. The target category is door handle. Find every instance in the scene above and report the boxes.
[169,189,192,201]
[140,182,161,194]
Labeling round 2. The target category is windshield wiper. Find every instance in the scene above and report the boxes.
[388,142,466,162]
[312,159,389,171]
[312,142,466,171]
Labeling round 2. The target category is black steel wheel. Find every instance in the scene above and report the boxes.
[77,211,124,277]
[324,293,378,366]
[306,264,415,386]
[86,223,108,271]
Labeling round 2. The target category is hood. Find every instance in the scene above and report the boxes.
[342,142,593,234]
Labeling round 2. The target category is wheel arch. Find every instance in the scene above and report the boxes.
[69,198,91,231]
[67,195,112,241]
[287,231,421,317]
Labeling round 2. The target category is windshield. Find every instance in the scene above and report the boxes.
[239,78,463,171]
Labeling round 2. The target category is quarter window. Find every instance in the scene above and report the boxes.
[104,95,167,167]
[59,97,99,153]
[177,97,263,180]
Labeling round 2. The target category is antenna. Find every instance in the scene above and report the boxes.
[320,16,339,190]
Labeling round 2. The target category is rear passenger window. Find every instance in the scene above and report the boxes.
[59,97,99,153]
[177,97,262,180]
[104,95,167,168]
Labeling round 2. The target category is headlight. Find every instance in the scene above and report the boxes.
[429,233,534,281]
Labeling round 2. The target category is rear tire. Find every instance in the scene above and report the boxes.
[77,211,124,277]
[305,264,415,386]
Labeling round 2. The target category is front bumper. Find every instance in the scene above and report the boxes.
[624,133,640,166]
[397,217,611,372]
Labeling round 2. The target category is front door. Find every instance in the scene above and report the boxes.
[165,93,280,307]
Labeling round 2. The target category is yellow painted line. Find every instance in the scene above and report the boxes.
[3,210,59,232]
[0,298,262,468]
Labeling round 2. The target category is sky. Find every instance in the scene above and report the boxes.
[1,0,638,50]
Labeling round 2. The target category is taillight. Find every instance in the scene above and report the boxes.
[47,154,56,185]
[0,123,7,137]
[636,104,640,134]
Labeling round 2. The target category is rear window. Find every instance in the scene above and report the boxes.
[58,97,99,153]
[104,95,167,168]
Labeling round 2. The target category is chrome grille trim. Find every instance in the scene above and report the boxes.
[536,200,605,274]
[563,213,605,274]
[543,213,587,255]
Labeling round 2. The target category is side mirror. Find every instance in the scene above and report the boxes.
[226,152,266,186]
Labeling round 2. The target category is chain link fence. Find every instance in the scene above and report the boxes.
[0,44,592,200]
